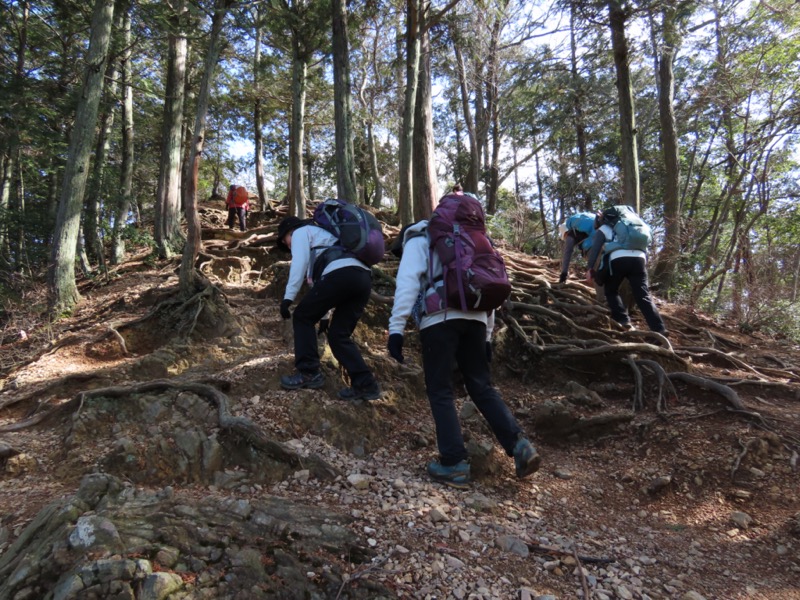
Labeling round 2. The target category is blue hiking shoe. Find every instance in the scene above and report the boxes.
[513,437,541,479]
[280,371,324,390]
[427,460,471,489]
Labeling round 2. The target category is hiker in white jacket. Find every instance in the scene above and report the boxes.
[276,216,380,402]
[387,220,540,489]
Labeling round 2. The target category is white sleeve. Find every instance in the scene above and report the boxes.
[284,227,311,302]
[388,237,428,336]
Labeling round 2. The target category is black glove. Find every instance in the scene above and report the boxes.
[388,333,404,363]
[279,299,292,320]
[318,318,329,336]
[485,341,493,363]
[559,271,568,284]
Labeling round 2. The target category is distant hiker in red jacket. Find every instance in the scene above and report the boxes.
[226,185,249,232]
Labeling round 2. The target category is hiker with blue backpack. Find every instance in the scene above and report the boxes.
[387,192,541,489]
[275,200,384,401]
[558,211,597,283]
[585,205,668,335]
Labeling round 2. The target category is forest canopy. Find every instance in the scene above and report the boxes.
[0,0,798,336]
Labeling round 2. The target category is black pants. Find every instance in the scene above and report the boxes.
[604,256,666,333]
[420,319,522,466]
[227,206,246,231]
[292,266,377,389]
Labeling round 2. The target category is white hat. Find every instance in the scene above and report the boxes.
[558,222,568,239]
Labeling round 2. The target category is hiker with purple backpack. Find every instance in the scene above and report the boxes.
[387,192,541,489]
[276,201,384,402]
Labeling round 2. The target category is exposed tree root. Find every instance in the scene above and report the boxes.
[2,379,339,479]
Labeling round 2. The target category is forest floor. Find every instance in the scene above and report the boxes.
[0,201,798,600]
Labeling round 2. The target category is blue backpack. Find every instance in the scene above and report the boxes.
[600,205,652,253]
[310,199,385,280]
[565,211,597,253]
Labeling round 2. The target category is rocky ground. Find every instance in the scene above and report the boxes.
[0,204,798,599]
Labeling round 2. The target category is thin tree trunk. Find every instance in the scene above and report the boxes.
[332,0,357,202]
[48,0,115,317]
[398,0,420,226]
[155,0,188,258]
[0,0,28,266]
[453,40,479,194]
[0,155,13,266]
[84,27,121,267]
[412,2,436,221]
[570,0,590,209]
[252,7,272,214]
[365,120,383,208]
[608,0,639,212]
[485,12,502,214]
[111,3,133,265]
[289,34,308,217]
[652,4,682,292]
[306,131,315,203]
[357,25,384,209]
[179,0,229,296]
[13,152,26,273]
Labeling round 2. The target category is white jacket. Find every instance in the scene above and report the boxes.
[283,225,368,302]
[389,221,490,336]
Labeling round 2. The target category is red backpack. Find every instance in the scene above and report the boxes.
[232,186,249,207]
[426,194,511,312]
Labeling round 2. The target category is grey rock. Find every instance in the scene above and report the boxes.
[139,572,184,600]
[495,534,529,557]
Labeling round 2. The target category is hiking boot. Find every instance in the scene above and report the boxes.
[427,460,471,489]
[513,437,541,479]
[337,385,381,402]
[280,371,324,390]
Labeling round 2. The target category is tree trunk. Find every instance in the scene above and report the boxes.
[608,0,639,212]
[453,40,480,194]
[252,7,271,214]
[14,152,26,272]
[485,12,503,215]
[179,0,228,297]
[0,0,28,266]
[332,0,357,203]
[84,26,121,268]
[111,4,134,265]
[412,4,436,221]
[365,119,383,208]
[398,0,420,226]
[0,153,14,267]
[155,0,188,259]
[570,0,591,210]
[306,131,315,203]
[48,0,115,317]
[289,34,308,217]
[652,4,682,292]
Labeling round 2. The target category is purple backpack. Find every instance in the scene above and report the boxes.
[426,194,511,312]
[311,199,385,279]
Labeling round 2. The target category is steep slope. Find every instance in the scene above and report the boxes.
[0,202,797,600]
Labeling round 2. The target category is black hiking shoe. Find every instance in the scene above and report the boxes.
[280,371,324,390]
[337,384,381,402]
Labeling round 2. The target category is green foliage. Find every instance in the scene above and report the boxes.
[121,225,155,250]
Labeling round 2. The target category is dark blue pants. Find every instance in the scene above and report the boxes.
[227,206,246,231]
[420,319,522,466]
[292,266,377,390]
[605,256,666,333]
